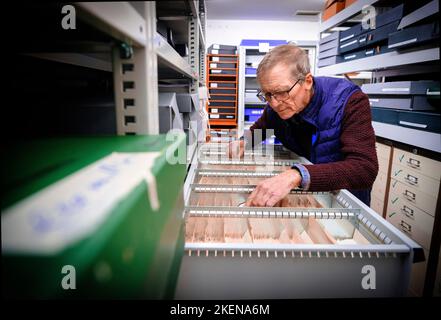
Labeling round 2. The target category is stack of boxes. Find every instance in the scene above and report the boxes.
[318,4,406,66]
[206,44,239,128]
[362,81,440,135]
[388,0,439,51]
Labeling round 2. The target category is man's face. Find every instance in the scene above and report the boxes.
[259,63,312,120]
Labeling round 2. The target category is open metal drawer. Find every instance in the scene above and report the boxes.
[177,144,424,299]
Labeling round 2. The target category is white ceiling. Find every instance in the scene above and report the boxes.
[205,0,325,21]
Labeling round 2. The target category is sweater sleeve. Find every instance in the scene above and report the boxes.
[303,90,379,191]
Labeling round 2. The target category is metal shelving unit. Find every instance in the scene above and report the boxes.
[78,1,206,164]
[316,2,440,154]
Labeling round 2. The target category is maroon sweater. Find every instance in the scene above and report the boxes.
[250,91,379,191]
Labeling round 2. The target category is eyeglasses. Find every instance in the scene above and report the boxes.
[256,78,303,103]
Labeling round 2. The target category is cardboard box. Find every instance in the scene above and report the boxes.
[322,0,345,21]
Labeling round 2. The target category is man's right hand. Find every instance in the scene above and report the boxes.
[227,140,245,158]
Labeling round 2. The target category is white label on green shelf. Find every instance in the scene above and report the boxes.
[2,152,161,255]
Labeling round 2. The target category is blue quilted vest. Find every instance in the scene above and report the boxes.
[265,76,371,205]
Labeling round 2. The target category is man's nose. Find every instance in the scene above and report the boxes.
[269,97,282,109]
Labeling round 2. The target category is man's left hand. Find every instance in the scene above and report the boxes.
[245,169,302,207]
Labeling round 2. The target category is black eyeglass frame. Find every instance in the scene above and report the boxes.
[256,78,303,103]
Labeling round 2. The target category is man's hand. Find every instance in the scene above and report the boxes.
[245,169,302,207]
[227,140,245,159]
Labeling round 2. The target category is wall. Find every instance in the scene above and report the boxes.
[206,19,319,47]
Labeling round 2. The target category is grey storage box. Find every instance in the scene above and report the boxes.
[376,4,404,28]
[209,82,236,88]
[362,81,440,95]
[388,20,440,50]
[209,94,236,101]
[368,96,436,111]
[318,46,340,59]
[318,55,343,67]
[209,88,236,95]
[158,92,183,133]
[210,101,235,107]
[398,0,439,29]
[340,21,400,54]
[209,63,236,69]
[319,31,340,45]
[340,24,364,43]
[176,93,199,113]
[371,107,441,133]
[209,44,237,51]
[209,56,237,62]
[209,69,236,75]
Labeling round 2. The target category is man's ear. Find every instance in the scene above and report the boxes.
[303,73,313,91]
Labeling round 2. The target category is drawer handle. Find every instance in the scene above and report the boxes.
[404,174,418,186]
[401,205,414,219]
[403,189,416,202]
[400,220,412,233]
[407,158,420,169]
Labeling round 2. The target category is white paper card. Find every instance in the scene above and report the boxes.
[2,152,161,255]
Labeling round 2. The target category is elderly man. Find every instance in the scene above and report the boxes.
[228,44,378,207]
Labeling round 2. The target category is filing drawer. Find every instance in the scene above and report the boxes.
[392,149,441,181]
[390,162,440,197]
[378,155,390,174]
[372,172,388,198]
[370,194,385,216]
[375,142,392,175]
[389,178,437,217]
[376,142,392,160]
[386,193,434,250]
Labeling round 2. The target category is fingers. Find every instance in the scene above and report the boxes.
[246,181,277,207]
[227,141,239,159]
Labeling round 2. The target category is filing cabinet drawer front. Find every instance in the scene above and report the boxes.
[372,172,388,197]
[390,163,440,197]
[376,142,392,160]
[376,142,392,173]
[389,178,437,217]
[392,149,441,181]
[386,194,434,249]
[378,156,390,174]
[370,195,384,216]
